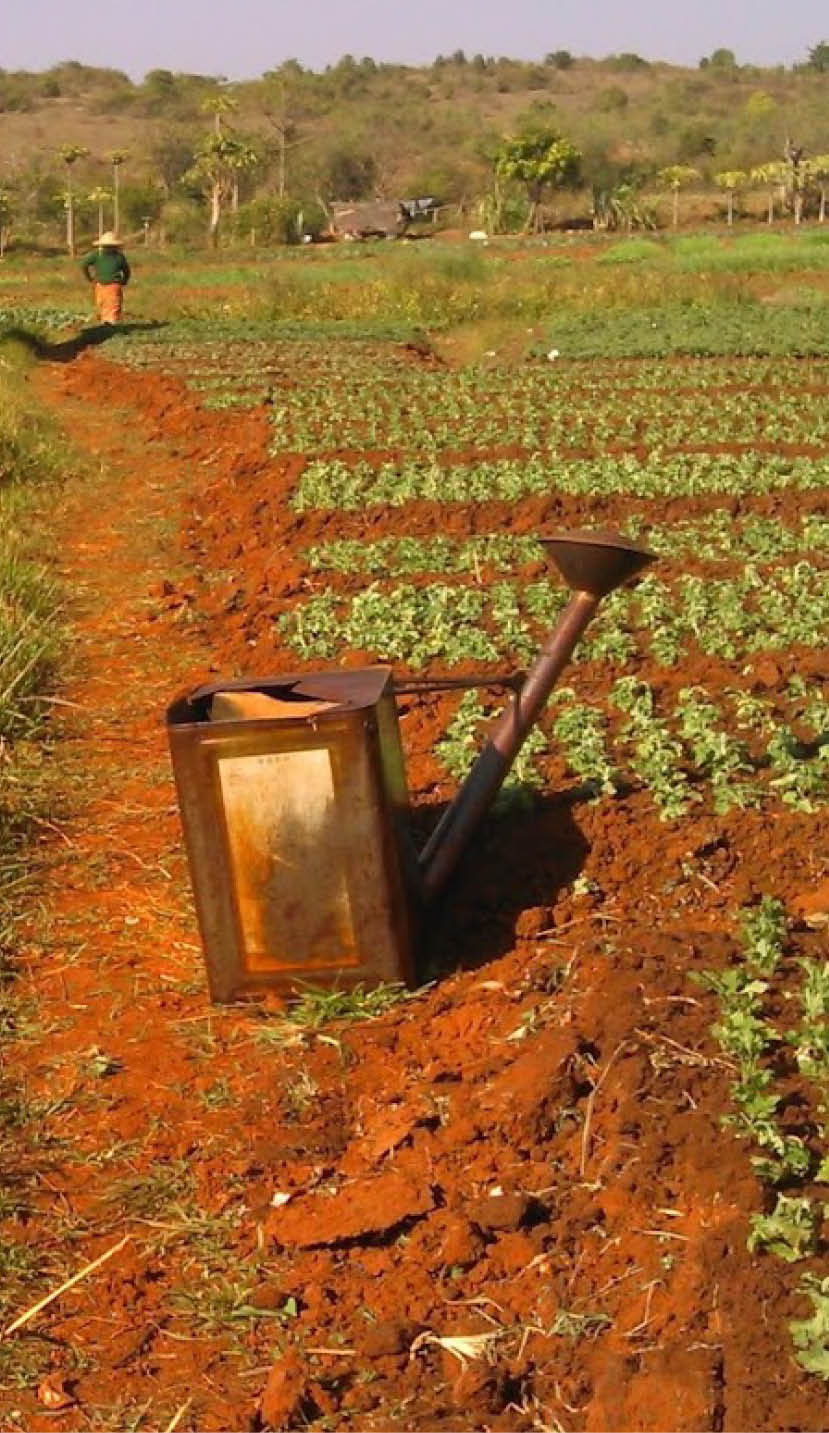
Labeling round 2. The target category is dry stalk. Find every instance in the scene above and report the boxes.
[579,1038,638,1177]
[3,1235,131,1337]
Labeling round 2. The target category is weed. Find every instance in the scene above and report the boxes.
[105,1160,195,1218]
[256,981,412,1049]
[170,1277,298,1335]
[283,1068,319,1118]
[199,1078,234,1110]
[82,1047,124,1079]
[549,1309,612,1339]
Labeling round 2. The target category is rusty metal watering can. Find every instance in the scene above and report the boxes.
[166,530,655,1001]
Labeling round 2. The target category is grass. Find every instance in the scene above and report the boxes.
[0,342,71,1396]
[542,294,829,357]
[169,1278,298,1335]
[104,1160,195,1218]
[255,981,414,1049]
[7,230,829,355]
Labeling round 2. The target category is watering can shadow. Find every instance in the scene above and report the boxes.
[411,786,591,980]
[166,529,656,1001]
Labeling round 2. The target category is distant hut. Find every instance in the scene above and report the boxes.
[330,197,440,240]
[331,200,407,240]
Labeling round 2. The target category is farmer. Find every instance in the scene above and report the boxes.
[79,231,130,325]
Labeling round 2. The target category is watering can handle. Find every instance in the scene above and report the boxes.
[392,673,523,696]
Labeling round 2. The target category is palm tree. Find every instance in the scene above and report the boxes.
[784,138,806,224]
[749,162,788,224]
[714,170,747,227]
[189,95,260,244]
[202,92,239,138]
[88,186,111,239]
[0,189,12,258]
[59,145,89,255]
[186,117,259,246]
[811,156,829,223]
[657,166,700,229]
[109,151,129,234]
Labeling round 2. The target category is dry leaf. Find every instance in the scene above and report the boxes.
[37,1375,75,1410]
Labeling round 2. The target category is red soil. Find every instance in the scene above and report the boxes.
[2,351,827,1432]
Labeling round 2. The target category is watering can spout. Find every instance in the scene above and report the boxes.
[539,528,656,597]
[419,529,656,905]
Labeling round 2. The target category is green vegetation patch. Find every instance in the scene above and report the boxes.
[694,899,829,1379]
[0,336,67,1385]
[546,297,829,358]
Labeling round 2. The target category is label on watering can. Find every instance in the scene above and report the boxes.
[218,747,359,972]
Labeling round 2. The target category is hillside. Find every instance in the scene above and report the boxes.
[0,49,827,238]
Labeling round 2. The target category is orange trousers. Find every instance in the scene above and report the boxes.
[94,282,123,324]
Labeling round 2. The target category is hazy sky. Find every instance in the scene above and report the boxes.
[4,0,826,78]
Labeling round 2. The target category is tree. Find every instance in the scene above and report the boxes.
[545,51,573,70]
[806,40,829,72]
[676,122,717,161]
[811,155,829,222]
[657,165,701,228]
[606,52,649,71]
[785,138,806,223]
[0,189,13,257]
[58,144,89,255]
[494,127,580,231]
[87,186,111,239]
[750,161,789,223]
[109,151,128,232]
[708,48,738,69]
[186,132,258,244]
[262,65,314,198]
[150,130,195,193]
[714,169,747,226]
[321,146,378,201]
[184,95,259,244]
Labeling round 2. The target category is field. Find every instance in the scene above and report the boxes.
[0,233,828,1431]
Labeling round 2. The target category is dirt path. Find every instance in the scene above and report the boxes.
[5,354,286,1430]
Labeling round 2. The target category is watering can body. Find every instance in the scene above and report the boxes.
[167,667,416,1002]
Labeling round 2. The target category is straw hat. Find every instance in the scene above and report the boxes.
[97,231,121,246]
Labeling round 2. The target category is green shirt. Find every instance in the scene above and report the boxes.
[80,248,131,285]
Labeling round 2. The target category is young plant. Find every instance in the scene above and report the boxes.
[612,677,697,820]
[791,1276,829,1379]
[747,1195,822,1263]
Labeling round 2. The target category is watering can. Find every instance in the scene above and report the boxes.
[166,530,655,1002]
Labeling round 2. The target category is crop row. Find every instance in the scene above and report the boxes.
[112,333,829,400]
[696,902,829,1378]
[278,563,828,670]
[292,451,829,510]
[435,682,828,820]
[306,514,829,576]
[108,333,829,440]
[268,390,829,452]
[138,359,829,447]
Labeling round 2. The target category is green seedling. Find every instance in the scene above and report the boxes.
[739,897,788,976]
[549,1309,612,1339]
[791,1275,829,1379]
[256,980,413,1050]
[170,1278,299,1334]
[105,1160,195,1218]
[83,1047,124,1079]
[747,1195,822,1263]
